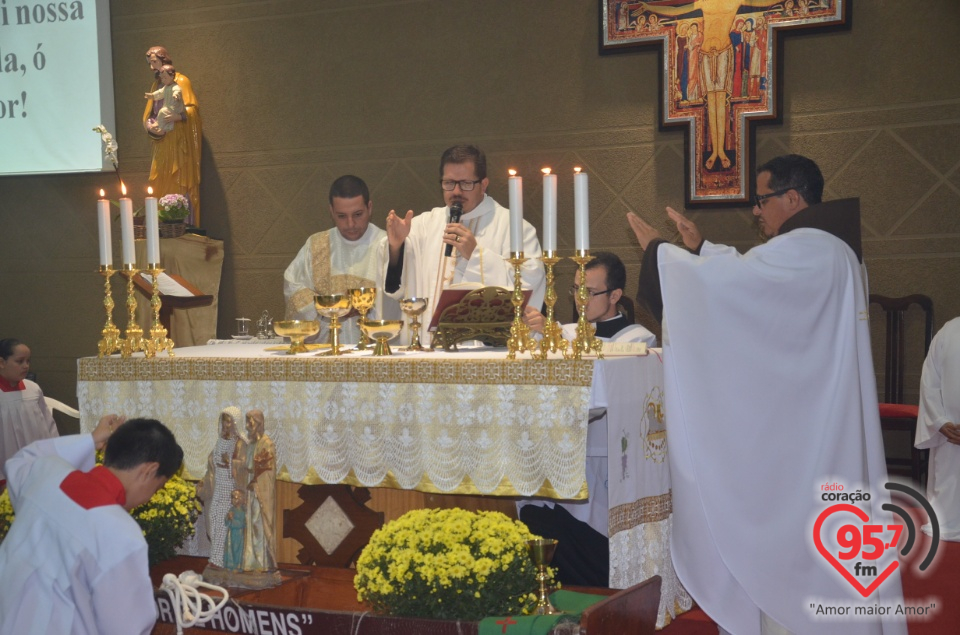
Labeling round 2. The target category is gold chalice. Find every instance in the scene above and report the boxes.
[359,320,403,356]
[272,320,320,355]
[349,287,378,351]
[315,294,353,355]
[399,297,429,351]
[527,538,561,615]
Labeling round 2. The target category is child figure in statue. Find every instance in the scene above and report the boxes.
[223,489,246,571]
[144,64,183,136]
[196,406,240,569]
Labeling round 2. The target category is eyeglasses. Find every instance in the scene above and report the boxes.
[754,188,792,208]
[440,179,482,192]
[568,285,614,298]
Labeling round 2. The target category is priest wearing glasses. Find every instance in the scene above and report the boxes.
[384,144,545,344]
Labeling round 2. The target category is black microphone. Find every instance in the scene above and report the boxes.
[445,202,463,257]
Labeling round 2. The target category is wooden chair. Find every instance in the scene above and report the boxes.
[869,294,934,485]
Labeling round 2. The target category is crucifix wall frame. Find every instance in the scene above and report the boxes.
[601,0,851,206]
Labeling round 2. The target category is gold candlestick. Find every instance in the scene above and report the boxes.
[506,252,539,360]
[568,250,603,360]
[120,265,144,358]
[537,251,567,360]
[142,266,175,358]
[97,266,121,357]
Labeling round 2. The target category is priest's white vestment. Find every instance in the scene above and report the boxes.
[284,224,397,345]
[385,195,545,344]
[658,228,905,635]
[915,316,960,541]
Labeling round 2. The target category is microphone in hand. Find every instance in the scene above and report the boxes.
[445,202,464,257]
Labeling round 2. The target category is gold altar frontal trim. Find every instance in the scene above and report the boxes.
[78,357,594,387]
[276,466,589,501]
[609,491,673,535]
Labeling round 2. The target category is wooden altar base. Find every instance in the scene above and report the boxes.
[276,480,520,564]
[150,556,661,635]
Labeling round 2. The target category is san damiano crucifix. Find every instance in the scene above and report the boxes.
[602,0,849,205]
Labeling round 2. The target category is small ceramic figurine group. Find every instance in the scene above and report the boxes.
[196,407,280,588]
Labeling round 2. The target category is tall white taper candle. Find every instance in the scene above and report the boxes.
[573,168,589,251]
[119,192,136,266]
[508,170,523,253]
[542,168,557,252]
[97,190,112,267]
[145,188,160,265]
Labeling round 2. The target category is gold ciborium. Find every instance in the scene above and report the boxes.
[348,287,377,350]
[399,297,428,351]
[272,320,320,354]
[527,538,561,615]
[359,320,403,356]
[315,294,353,356]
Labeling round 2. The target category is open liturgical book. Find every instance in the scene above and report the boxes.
[427,283,533,332]
[139,272,196,297]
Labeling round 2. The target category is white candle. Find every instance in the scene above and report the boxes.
[507,170,523,253]
[541,168,557,253]
[97,190,112,267]
[573,168,590,251]
[119,191,136,266]
[145,188,160,265]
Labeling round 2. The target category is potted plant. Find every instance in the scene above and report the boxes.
[158,193,191,237]
[354,508,550,621]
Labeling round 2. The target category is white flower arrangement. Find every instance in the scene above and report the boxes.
[93,124,123,189]
[159,193,191,221]
[93,124,118,168]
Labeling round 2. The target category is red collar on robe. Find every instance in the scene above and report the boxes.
[60,465,127,509]
[0,380,25,392]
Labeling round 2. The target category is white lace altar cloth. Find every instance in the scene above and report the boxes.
[77,346,593,499]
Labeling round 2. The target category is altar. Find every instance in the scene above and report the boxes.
[77,344,690,627]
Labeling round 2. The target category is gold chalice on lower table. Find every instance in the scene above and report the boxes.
[527,538,561,615]
[272,320,320,354]
[359,320,403,356]
[399,297,428,351]
[315,294,353,355]
[348,287,377,350]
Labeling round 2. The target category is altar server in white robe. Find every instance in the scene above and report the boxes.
[284,174,397,344]
[0,416,183,635]
[0,338,58,482]
[384,145,545,344]
[915,316,960,541]
[629,155,905,635]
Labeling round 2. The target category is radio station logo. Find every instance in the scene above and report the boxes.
[813,482,939,598]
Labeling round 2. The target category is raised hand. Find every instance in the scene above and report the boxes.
[627,212,662,250]
[386,209,414,264]
[667,207,702,250]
